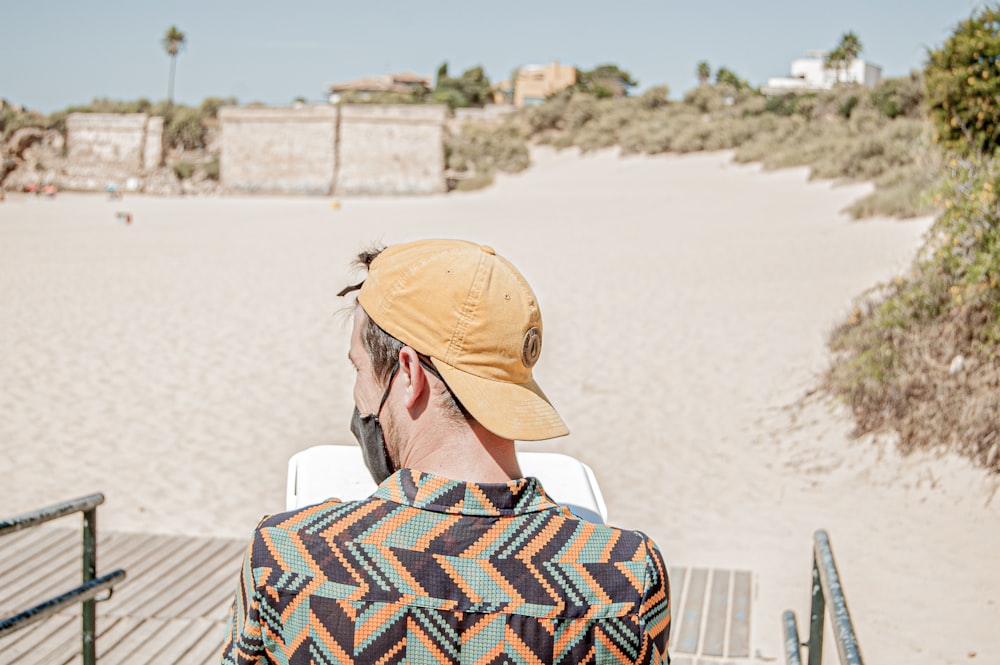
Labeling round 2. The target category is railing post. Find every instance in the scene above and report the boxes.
[807,550,825,665]
[813,530,864,665]
[782,610,803,665]
[82,506,97,665]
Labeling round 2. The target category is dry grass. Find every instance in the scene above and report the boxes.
[827,298,1000,471]
[445,120,529,191]
[527,82,933,219]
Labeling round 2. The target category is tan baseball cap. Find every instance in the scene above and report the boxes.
[357,239,568,441]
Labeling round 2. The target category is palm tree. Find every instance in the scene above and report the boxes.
[827,32,863,85]
[838,31,863,83]
[162,25,187,108]
[696,61,711,85]
[824,46,846,85]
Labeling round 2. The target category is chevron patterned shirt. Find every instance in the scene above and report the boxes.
[221,469,670,664]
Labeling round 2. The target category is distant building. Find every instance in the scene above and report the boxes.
[491,80,514,106]
[514,60,577,107]
[327,72,431,103]
[762,51,881,95]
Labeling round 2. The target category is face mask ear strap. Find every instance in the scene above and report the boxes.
[376,360,401,414]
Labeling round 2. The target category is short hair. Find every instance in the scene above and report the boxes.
[348,246,469,421]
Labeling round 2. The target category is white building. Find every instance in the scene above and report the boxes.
[763,50,881,95]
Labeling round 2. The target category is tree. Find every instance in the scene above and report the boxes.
[925,5,1000,155]
[714,66,747,90]
[696,61,711,85]
[826,31,863,84]
[433,63,493,109]
[576,64,638,98]
[162,25,187,109]
[824,46,846,84]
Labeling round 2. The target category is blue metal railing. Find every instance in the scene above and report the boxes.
[0,493,126,665]
[783,530,864,665]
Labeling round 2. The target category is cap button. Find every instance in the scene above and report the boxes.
[480,245,495,255]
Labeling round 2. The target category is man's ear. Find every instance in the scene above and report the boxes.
[397,347,427,409]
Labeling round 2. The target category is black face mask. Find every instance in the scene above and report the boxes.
[350,361,400,484]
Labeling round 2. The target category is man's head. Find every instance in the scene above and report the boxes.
[344,239,568,453]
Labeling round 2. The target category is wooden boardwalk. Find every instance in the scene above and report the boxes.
[0,527,243,664]
[1,528,753,664]
[668,567,754,665]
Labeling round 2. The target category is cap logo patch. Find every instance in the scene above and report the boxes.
[521,327,541,368]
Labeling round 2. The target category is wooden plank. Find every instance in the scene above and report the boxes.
[668,566,685,628]
[728,570,752,658]
[18,615,87,665]
[154,541,244,619]
[105,537,217,616]
[140,539,233,618]
[103,533,184,597]
[676,567,708,654]
[89,615,143,663]
[0,613,75,661]
[99,617,180,665]
[177,568,239,621]
[100,531,165,572]
[116,617,201,664]
[204,590,238,628]
[1,530,128,616]
[702,569,731,657]
[150,618,222,665]
[175,619,226,665]
[0,535,80,611]
[0,528,71,579]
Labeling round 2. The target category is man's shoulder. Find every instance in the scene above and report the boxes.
[255,495,379,533]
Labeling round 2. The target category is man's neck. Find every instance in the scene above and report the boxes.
[400,418,522,483]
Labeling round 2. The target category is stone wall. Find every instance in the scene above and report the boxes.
[337,105,446,195]
[219,106,339,195]
[218,104,446,196]
[62,113,163,190]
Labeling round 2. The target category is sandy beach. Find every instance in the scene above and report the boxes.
[1,149,997,665]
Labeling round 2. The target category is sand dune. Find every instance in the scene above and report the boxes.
[1,149,996,664]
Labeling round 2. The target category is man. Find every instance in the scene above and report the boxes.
[222,239,670,664]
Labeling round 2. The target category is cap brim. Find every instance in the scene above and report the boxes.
[431,359,569,441]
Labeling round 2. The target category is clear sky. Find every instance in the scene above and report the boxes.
[2,1,983,114]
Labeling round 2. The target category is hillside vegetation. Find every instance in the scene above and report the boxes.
[826,5,1000,471]
[448,75,934,220]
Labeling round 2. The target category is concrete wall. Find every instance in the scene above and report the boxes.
[337,105,446,195]
[63,114,163,189]
[143,116,164,169]
[218,104,445,196]
[219,106,339,195]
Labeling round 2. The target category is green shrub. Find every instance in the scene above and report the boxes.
[638,85,670,110]
[925,4,1000,156]
[871,73,924,119]
[1,107,47,141]
[166,107,205,150]
[199,97,237,118]
[445,121,529,190]
[845,163,939,219]
[453,172,494,191]
[203,156,220,180]
[173,161,195,179]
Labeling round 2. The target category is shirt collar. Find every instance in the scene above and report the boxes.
[372,468,561,517]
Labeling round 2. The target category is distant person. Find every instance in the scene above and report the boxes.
[221,239,671,664]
